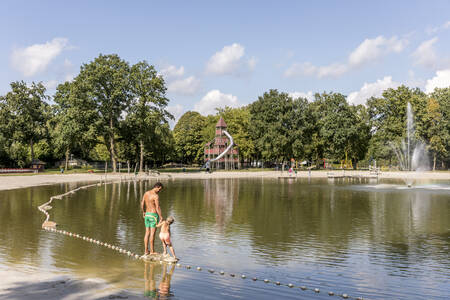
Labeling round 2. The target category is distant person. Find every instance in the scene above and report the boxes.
[157,216,177,260]
[141,182,164,256]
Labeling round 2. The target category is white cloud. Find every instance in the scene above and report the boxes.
[284,35,408,79]
[167,104,184,128]
[160,65,185,79]
[348,76,399,105]
[426,20,450,34]
[167,76,200,95]
[43,80,59,90]
[11,38,69,77]
[205,43,255,75]
[194,90,239,115]
[348,36,407,66]
[425,69,450,93]
[412,37,438,69]
[288,91,314,101]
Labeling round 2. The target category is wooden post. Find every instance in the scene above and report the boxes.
[105,161,107,182]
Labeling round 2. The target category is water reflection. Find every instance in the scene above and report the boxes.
[0,178,448,299]
[144,262,175,299]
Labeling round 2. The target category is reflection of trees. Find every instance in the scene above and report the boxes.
[203,179,238,229]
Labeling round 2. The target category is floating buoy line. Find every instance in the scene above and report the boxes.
[38,176,363,300]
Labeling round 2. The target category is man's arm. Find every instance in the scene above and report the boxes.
[141,194,146,217]
[155,196,163,221]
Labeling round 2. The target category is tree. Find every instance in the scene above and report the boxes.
[0,81,50,163]
[128,61,172,172]
[427,88,450,169]
[173,111,206,164]
[51,81,98,169]
[367,85,426,165]
[76,54,131,172]
[249,89,307,166]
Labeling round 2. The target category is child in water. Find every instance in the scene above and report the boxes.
[157,216,177,260]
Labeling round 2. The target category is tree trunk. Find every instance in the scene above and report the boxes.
[65,148,70,170]
[139,139,144,173]
[30,140,35,162]
[109,118,117,172]
[433,154,436,171]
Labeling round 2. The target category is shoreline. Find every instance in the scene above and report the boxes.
[0,265,140,300]
[0,170,449,191]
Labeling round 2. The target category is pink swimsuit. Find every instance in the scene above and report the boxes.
[159,232,171,244]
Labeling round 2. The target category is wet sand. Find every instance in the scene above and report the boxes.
[0,170,449,191]
[0,266,141,300]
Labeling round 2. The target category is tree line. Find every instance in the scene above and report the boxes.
[174,87,450,170]
[0,53,449,171]
[0,54,174,171]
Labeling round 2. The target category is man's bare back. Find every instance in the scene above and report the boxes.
[143,190,159,214]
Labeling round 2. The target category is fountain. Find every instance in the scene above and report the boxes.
[390,102,429,186]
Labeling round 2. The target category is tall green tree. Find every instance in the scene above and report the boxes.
[367,85,427,165]
[249,89,309,165]
[173,111,206,164]
[51,81,98,169]
[427,87,450,169]
[0,81,50,163]
[128,61,172,172]
[76,54,131,172]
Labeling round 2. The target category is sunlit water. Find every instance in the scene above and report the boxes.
[0,178,449,299]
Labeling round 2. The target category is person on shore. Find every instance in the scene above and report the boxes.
[141,182,164,255]
[156,216,177,260]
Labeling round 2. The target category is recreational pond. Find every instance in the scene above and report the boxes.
[0,178,449,299]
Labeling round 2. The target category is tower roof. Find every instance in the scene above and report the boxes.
[216,117,227,128]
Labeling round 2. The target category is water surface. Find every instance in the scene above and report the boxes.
[0,178,448,299]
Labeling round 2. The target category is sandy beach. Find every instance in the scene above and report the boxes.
[0,266,141,300]
[0,170,449,191]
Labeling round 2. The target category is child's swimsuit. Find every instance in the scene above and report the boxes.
[145,212,159,228]
[159,232,171,244]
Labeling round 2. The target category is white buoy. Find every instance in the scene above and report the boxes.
[176,263,181,267]
[264,279,269,283]
[196,267,202,271]
[300,286,307,290]
[288,283,294,288]
[314,288,320,293]
[134,254,139,259]
[276,281,280,285]
[219,270,224,275]
[342,294,348,299]
[328,291,334,296]
[252,277,257,281]
[241,275,246,279]
[127,251,131,256]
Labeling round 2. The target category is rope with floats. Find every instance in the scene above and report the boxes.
[38,177,364,300]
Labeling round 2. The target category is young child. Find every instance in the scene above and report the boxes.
[157,216,177,260]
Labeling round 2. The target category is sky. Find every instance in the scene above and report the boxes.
[1,1,450,126]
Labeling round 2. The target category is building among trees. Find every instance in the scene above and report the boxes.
[204,117,239,170]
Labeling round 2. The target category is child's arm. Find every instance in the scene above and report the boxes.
[156,220,165,228]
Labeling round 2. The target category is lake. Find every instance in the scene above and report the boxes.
[0,178,448,299]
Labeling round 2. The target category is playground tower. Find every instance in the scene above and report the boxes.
[204,117,239,170]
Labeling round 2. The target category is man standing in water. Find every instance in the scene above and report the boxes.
[141,182,164,255]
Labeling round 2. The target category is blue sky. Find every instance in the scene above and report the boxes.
[1,1,450,124]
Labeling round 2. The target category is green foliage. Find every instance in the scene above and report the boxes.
[76,54,131,171]
[367,85,427,163]
[0,81,50,164]
[173,111,206,164]
[51,80,98,166]
[249,89,311,162]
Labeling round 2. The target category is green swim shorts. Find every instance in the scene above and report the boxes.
[145,212,159,228]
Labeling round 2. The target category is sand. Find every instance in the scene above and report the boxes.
[0,266,141,300]
[0,170,449,192]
